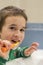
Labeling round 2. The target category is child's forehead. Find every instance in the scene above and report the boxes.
[5,15,26,21]
[4,16,26,27]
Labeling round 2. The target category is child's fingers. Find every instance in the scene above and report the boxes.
[24,42,39,56]
[2,40,11,50]
[24,45,38,56]
[0,45,6,57]
[29,46,37,51]
[31,42,39,47]
[24,47,36,56]
[25,45,37,53]
[0,48,7,58]
[26,42,39,52]
[0,40,11,53]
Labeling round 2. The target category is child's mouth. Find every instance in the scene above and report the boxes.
[10,40,20,49]
[11,40,18,44]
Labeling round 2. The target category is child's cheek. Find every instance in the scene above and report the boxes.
[5,35,12,40]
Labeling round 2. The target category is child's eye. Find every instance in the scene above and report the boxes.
[9,27,16,30]
[20,29,25,32]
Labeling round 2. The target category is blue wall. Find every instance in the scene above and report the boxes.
[20,23,43,49]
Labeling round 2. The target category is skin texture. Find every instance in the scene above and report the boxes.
[0,16,39,58]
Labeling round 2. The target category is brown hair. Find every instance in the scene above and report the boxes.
[0,6,28,31]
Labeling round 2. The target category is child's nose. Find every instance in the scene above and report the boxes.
[14,30,21,37]
[13,31,21,41]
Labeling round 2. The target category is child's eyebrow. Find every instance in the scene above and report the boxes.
[9,24,27,28]
[9,24,17,27]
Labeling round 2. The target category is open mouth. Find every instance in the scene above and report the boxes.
[11,40,19,44]
[10,40,20,49]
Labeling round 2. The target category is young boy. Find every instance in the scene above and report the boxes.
[0,6,39,65]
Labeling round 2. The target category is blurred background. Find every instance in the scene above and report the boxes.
[0,0,43,49]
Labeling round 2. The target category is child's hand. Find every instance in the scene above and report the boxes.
[24,42,39,56]
[0,39,11,58]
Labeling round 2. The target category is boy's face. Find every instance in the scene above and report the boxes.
[0,16,26,48]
